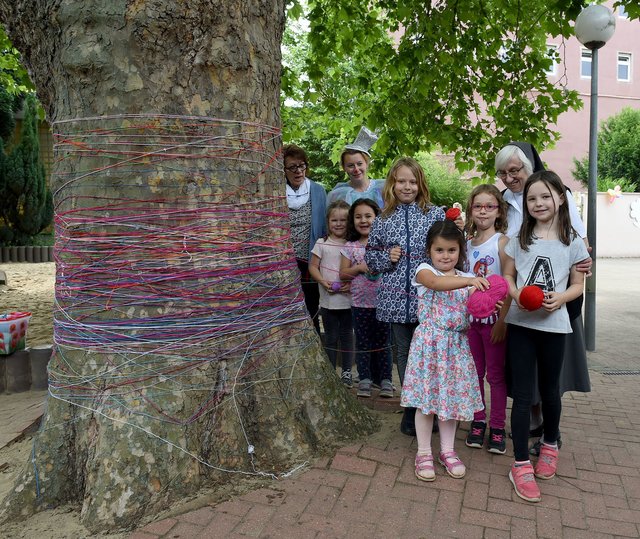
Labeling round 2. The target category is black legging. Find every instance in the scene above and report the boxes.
[297,258,321,334]
[508,324,566,461]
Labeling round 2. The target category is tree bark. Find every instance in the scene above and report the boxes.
[0,1,376,531]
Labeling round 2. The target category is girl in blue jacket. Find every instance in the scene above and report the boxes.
[365,157,445,435]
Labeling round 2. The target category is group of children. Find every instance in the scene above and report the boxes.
[305,155,586,504]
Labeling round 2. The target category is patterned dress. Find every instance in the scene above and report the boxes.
[400,263,483,421]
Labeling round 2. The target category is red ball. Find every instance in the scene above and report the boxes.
[520,285,545,311]
[445,207,461,220]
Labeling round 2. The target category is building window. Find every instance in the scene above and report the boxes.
[581,49,592,78]
[618,5,628,18]
[618,53,631,81]
[544,44,559,76]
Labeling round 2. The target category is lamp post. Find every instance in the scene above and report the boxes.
[574,4,615,352]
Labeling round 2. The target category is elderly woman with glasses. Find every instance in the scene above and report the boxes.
[494,142,588,239]
[495,141,592,455]
[284,144,327,334]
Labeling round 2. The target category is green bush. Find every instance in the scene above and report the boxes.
[0,94,53,245]
[573,108,640,193]
[415,152,472,209]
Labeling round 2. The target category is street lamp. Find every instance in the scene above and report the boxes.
[574,4,615,351]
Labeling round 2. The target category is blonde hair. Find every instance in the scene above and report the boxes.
[324,200,350,239]
[381,157,432,218]
[465,184,508,236]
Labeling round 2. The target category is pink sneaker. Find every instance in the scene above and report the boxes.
[415,453,435,482]
[509,463,541,502]
[535,444,559,479]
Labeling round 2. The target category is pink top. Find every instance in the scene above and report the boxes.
[341,241,381,309]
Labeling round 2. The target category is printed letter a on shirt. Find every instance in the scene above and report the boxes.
[525,256,556,292]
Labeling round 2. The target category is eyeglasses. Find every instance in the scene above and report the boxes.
[285,163,307,173]
[496,165,524,180]
[471,203,500,211]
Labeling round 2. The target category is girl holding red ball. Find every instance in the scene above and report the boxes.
[502,171,589,503]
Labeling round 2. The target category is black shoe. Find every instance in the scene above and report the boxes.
[529,433,562,456]
[529,424,544,438]
[488,428,507,454]
[400,407,416,437]
[465,421,486,448]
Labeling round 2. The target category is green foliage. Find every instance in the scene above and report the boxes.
[0,95,53,245]
[0,85,16,141]
[0,26,34,95]
[30,232,54,247]
[281,0,586,179]
[616,1,640,20]
[572,108,640,193]
[414,152,472,209]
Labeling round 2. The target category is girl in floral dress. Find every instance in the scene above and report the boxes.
[401,220,489,482]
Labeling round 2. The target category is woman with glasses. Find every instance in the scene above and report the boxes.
[328,127,385,209]
[284,144,327,334]
[495,141,592,455]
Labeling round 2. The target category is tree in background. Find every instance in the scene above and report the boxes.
[573,107,640,193]
[283,0,590,178]
[0,94,53,245]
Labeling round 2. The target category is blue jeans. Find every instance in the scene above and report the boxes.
[321,308,353,371]
[391,322,418,386]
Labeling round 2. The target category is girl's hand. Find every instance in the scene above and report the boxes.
[338,281,351,293]
[542,291,564,312]
[469,276,490,291]
[389,246,402,263]
[490,319,507,344]
[512,288,525,310]
[356,262,368,274]
[453,215,465,231]
[321,280,333,292]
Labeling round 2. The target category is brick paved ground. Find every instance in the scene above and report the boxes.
[131,259,640,539]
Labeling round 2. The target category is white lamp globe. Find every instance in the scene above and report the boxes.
[575,4,616,50]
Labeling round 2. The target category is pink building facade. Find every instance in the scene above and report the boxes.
[541,2,640,191]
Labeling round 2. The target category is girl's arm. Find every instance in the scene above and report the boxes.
[491,235,513,344]
[364,217,396,273]
[415,267,490,292]
[308,253,332,292]
[542,264,585,312]
[340,253,367,281]
[502,254,523,307]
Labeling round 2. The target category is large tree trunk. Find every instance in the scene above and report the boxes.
[0,1,375,531]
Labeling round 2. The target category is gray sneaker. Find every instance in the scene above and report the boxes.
[357,378,372,397]
[379,379,394,398]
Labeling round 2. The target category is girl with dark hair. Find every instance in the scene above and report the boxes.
[401,219,488,482]
[340,198,393,398]
[503,171,589,503]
